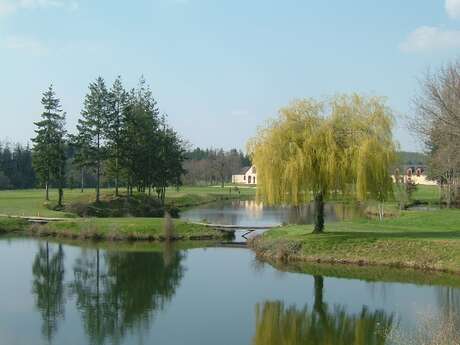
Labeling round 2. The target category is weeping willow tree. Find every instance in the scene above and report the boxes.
[248,94,396,233]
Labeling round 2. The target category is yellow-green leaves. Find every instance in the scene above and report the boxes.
[248,94,396,206]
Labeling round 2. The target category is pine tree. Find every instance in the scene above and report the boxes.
[106,76,127,196]
[32,85,67,205]
[76,77,109,203]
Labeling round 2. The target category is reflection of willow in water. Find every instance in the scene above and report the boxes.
[32,242,65,344]
[253,276,394,345]
[286,204,362,225]
[437,287,460,316]
[71,245,185,345]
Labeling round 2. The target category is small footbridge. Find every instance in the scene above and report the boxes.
[190,222,278,243]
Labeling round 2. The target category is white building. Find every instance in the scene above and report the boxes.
[392,166,437,186]
[232,165,257,185]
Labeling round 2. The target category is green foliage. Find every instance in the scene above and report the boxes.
[249,94,396,231]
[397,151,427,166]
[31,85,67,205]
[70,76,186,204]
[75,77,109,202]
[65,193,175,218]
[0,142,36,189]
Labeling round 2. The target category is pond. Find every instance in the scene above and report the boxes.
[1,237,459,345]
[180,200,362,241]
[180,200,361,227]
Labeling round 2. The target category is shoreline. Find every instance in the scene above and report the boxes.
[247,209,460,275]
[249,242,460,275]
[0,216,230,242]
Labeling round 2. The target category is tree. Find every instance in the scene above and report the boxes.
[249,94,396,233]
[411,61,460,206]
[76,77,109,203]
[32,85,67,206]
[156,120,186,203]
[105,76,128,196]
[0,142,37,189]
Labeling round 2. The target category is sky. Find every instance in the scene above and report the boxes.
[1,0,460,152]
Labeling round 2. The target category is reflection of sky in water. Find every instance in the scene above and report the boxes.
[180,200,361,227]
[0,239,458,345]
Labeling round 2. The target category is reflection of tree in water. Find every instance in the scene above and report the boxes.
[286,204,362,225]
[436,287,460,327]
[71,246,185,345]
[253,276,394,345]
[437,287,460,315]
[32,242,66,344]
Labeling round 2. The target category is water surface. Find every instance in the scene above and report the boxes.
[180,200,361,227]
[0,237,458,345]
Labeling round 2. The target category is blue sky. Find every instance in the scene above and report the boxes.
[1,0,460,152]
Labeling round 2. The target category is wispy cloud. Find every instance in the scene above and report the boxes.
[446,0,460,19]
[400,26,460,53]
[2,35,47,55]
[0,0,78,15]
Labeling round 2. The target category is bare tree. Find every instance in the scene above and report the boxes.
[411,62,460,205]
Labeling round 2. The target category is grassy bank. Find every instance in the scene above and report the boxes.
[0,216,228,241]
[0,186,255,218]
[249,208,460,273]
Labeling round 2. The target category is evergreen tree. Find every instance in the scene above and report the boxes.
[156,120,185,203]
[76,77,109,203]
[105,76,127,196]
[31,85,67,205]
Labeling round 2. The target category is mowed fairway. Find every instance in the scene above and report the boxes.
[0,186,256,218]
[251,208,460,272]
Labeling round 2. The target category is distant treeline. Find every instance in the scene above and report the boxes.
[0,143,36,189]
[183,148,251,186]
[396,151,427,166]
[0,141,251,190]
[0,140,427,191]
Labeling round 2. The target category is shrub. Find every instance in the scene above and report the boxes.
[164,211,175,241]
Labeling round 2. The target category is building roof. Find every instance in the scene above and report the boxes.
[238,166,251,174]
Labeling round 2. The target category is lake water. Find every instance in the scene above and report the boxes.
[180,200,361,227]
[1,237,459,345]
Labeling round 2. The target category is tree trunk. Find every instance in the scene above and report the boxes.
[115,152,119,197]
[57,167,64,207]
[313,192,325,233]
[80,168,84,193]
[96,134,100,203]
[45,181,49,201]
[96,159,100,203]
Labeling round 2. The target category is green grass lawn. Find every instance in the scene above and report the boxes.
[250,208,460,273]
[0,186,256,217]
[0,216,228,241]
[412,184,441,204]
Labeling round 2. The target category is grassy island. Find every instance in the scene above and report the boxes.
[249,208,460,273]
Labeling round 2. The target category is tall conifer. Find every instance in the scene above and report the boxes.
[76,77,109,203]
[32,85,67,206]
